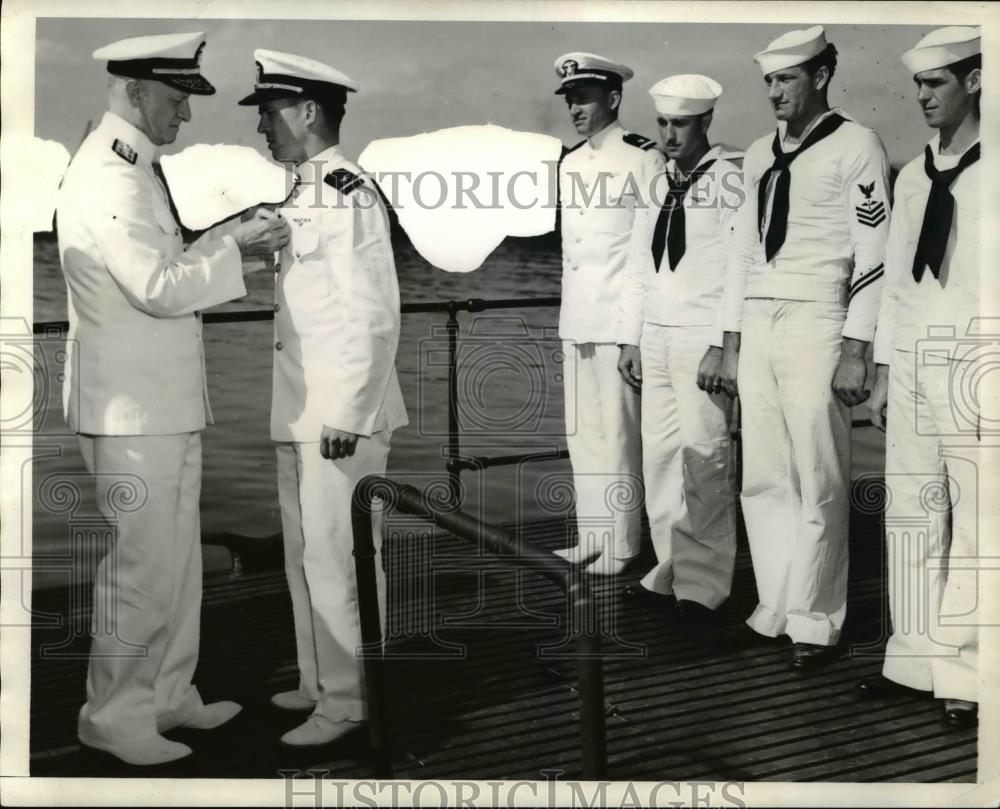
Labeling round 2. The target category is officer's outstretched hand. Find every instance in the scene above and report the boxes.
[617,344,642,390]
[832,338,870,407]
[696,346,724,395]
[232,208,291,257]
[320,425,360,460]
[867,364,889,431]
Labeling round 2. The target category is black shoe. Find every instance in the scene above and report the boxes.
[855,674,923,701]
[788,642,839,672]
[943,699,978,728]
[673,599,722,629]
[621,583,676,613]
[723,624,785,652]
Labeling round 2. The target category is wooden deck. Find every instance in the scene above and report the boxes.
[29,494,978,781]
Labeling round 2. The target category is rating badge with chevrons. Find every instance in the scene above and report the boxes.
[855,181,886,228]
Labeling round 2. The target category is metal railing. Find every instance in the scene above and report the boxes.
[351,475,606,779]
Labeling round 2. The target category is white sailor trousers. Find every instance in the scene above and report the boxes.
[638,323,737,607]
[275,430,390,722]
[562,341,643,559]
[738,299,851,645]
[77,432,205,745]
[881,349,979,701]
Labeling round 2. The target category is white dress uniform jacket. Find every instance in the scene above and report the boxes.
[873,136,981,701]
[724,110,890,342]
[559,122,666,344]
[58,112,247,435]
[271,146,408,441]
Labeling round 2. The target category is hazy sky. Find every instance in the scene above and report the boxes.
[35,17,957,167]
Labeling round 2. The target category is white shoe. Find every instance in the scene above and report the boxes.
[585,554,636,576]
[553,545,601,564]
[178,700,242,730]
[81,734,192,766]
[280,714,363,747]
[270,690,317,712]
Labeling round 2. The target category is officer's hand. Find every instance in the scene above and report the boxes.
[240,203,277,223]
[232,208,291,257]
[320,425,359,460]
[832,339,870,407]
[697,346,724,394]
[720,332,740,398]
[617,344,642,390]
[867,364,889,431]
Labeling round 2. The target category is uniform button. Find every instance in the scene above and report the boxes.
[578,210,584,216]
[275,341,284,351]
[575,237,581,244]
[274,262,281,274]
[274,303,281,313]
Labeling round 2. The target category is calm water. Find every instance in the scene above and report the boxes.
[30,233,883,589]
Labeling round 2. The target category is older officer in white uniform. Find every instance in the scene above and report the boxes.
[238,50,408,746]
[722,27,891,669]
[619,75,741,620]
[858,27,982,728]
[552,52,665,576]
[57,32,290,765]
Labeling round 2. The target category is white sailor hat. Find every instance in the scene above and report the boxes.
[753,25,828,75]
[554,52,634,95]
[901,26,981,75]
[649,74,723,116]
[94,32,215,95]
[238,49,358,106]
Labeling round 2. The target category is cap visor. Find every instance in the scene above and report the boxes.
[165,74,216,96]
[237,88,301,106]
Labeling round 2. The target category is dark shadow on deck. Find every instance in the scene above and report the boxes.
[29,489,977,781]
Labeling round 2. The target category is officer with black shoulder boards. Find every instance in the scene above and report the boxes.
[551,52,665,576]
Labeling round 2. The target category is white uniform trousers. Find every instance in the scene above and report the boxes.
[881,349,979,701]
[275,430,390,722]
[638,323,737,607]
[738,299,851,645]
[562,341,643,559]
[77,432,205,745]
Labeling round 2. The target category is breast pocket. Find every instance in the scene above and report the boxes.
[286,226,333,299]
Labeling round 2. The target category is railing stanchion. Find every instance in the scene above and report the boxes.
[571,574,607,780]
[351,480,393,778]
[446,302,462,507]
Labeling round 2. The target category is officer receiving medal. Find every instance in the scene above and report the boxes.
[239,48,408,747]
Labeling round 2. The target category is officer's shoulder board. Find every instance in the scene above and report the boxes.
[622,132,658,151]
[111,138,137,165]
[323,168,365,196]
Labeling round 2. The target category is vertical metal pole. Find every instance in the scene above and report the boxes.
[572,580,607,779]
[351,480,393,778]
[446,303,462,507]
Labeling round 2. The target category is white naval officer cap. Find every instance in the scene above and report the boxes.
[93,31,215,95]
[901,26,981,75]
[648,74,723,116]
[553,52,634,95]
[753,25,829,75]
[238,49,358,106]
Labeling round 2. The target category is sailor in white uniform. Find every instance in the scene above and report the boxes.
[618,75,741,620]
[722,26,891,669]
[857,27,982,728]
[551,52,666,576]
[239,50,408,746]
[57,32,290,765]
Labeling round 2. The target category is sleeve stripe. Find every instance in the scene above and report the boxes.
[848,263,884,302]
